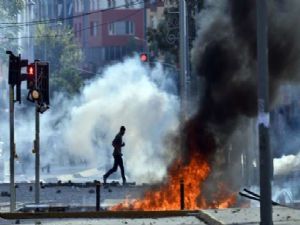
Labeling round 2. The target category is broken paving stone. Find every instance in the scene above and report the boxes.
[232,209,241,213]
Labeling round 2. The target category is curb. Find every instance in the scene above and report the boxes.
[196,211,223,225]
[0,210,200,220]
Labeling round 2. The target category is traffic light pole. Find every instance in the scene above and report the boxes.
[6,52,47,208]
[35,102,40,205]
[6,51,49,208]
[9,85,16,212]
[256,0,273,224]
[179,0,189,164]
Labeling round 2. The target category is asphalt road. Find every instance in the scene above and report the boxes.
[1,216,206,225]
[2,183,300,225]
[0,182,148,212]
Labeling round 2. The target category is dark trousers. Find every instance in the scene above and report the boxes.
[104,155,126,182]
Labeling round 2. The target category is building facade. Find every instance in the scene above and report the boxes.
[73,0,146,72]
[17,0,168,74]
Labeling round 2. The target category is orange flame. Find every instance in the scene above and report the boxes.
[111,152,237,211]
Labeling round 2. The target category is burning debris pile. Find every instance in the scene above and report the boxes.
[112,152,236,210]
[111,0,300,210]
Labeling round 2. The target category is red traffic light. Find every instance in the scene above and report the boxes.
[140,53,148,62]
[27,63,35,76]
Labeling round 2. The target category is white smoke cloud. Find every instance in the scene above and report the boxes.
[274,153,300,176]
[11,56,180,183]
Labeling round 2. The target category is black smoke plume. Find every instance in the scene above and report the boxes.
[186,0,300,192]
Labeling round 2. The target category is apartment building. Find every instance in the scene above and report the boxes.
[73,0,146,71]
[18,1,167,73]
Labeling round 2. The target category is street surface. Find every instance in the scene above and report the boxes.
[199,206,300,225]
[0,182,147,212]
[1,217,206,225]
[1,183,300,224]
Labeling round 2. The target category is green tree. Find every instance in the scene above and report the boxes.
[147,0,203,64]
[0,0,25,60]
[34,24,84,96]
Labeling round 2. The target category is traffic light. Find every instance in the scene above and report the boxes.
[7,52,21,86]
[140,53,148,62]
[26,61,50,111]
[27,63,35,76]
[26,62,38,103]
[36,61,49,106]
[27,63,36,90]
[6,51,28,103]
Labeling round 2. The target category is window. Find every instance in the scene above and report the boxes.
[125,0,129,8]
[115,46,121,59]
[78,0,83,12]
[74,0,78,13]
[95,0,100,9]
[75,0,83,13]
[130,0,135,8]
[108,21,135,35]
[67,1,73,16]
[105,47,110,60]
[90,0,94,10]
[57,0,63,18]
[107,0,116,8]
[90,21,98,36]
[108,23,114,35]
[125,21,134,34]
[110,46,115,60]
[150,15,158,29]
[41,1,48,19]
[90,0,99,11]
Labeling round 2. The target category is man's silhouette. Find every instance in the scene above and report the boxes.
[103,126,126,185]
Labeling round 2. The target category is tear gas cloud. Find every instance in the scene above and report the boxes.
[1,56,180,183]
[274,153,300,176]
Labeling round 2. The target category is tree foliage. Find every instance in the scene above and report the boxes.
[34,24,84,96]
[147,0,203,64]
[0,0,25,60]
[0,0,24,16]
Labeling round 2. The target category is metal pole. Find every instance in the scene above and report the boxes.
[9,85,16,212]
[179,0,188,121]
[144,0,147,53]
[35,103,40,204]
[96,182,100,211]
[179,0,189,163]
[256,1,273,224]
[180,179,185,210]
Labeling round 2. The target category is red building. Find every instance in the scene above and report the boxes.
[73,2,146,73]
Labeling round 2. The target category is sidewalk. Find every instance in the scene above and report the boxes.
[0,210,205,225]
[0,217,205,225]
[0,207,299,224]
[198,206,300,225]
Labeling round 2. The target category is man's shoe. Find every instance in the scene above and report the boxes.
[122,179,126,186]
[103,175,107,184]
